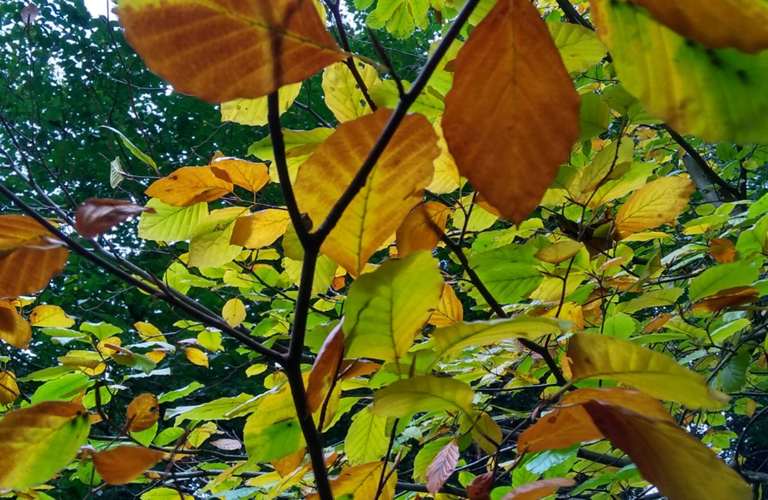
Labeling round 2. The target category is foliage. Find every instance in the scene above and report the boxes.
[1,0,768,499]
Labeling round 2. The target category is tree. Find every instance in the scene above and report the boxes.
[0,0,768,499]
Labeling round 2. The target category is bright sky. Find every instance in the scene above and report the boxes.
[83,0,115,18]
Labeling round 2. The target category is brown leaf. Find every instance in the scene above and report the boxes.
[467,471,494,500]
[708,238,736,264]
[126,393,159,432]
[642,312,673,333]
[306,324,344,413]
[500,478,576,500]
[583,401,752,500]
[692,286,760,313]
[90,446,163,485]
[272,447,306,477]
[443,0,580,224]
[145,166,234,207]
[396,201,451,258]
[426,438,459,494]
[117,0,346,103]
[339,360,381,380]
[75,199,153,238]
[0,303,31,348]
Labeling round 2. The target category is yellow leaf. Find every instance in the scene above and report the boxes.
[428,284,464,327]
[294,109,439,275]
[58,350,104,369]
[198,329,223,352]
[0,371,19,405]
[565,333,730,409]
[186,347,210,368]
[231,209,292,249]
[145,350,167,364]
[90,446,163,485]
[534,240,584,264]
[220,82,303,127]
[126,393,160,432]
[322,61,381,123]
[443,0,580,224]
[0,401,90,490]
[138,199,209,243]
[145,166,233,207]
[29,305,75,328]
[222,298,246,328]
[395,201,451,258]
[372,375,475,417]
[134,321,168,343]
[188,207,249,268]
[0,303,31,348]
[584,401,752,500]
[614,176,695,239]
[117,0,346,103]
[426,118,461,194]
[307,462,396,500]
[210,157,270,193]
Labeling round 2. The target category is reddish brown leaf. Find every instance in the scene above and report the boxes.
[467,471,494,500]
[126,393,159,432]
[306,324,344,413]
[692,286,760,313]
[443,0,580,224]
[90,446,163,485]
[500,478,576,500]
[427,438,459,494]
[75,199,153,238]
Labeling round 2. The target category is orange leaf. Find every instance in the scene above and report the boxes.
[145,166,233,207]
[427,439,459,495]
[692,286,760,313]
[231,209,292,249]
[306,324,344,413]
[500,478,576,500]
[117,0,346,103]
[126,393,159,432]
[210,157,270,192]
[443,0,580,224]
[0,303,31,348]
[294,109,439,276]
[75,199,153,238]
[272,447,306,477]
[583,401,752,500]
[90,446,163,485]
[396,201,451,258]
[708,238,736,263]
[642,312,672,333]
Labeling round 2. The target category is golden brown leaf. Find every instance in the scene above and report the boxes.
[535,240,584,264]
[0,303,31,348]
[642,312,673,333]
[210,157,270,192]
[443,0,580,224]
[0,371,19,405]
[231,209,292,249]
[75,199,152,238]
[708,238,736,264]
[272,447,306,477]
[293,109,439,276]
[500,478,576,500]
[185,347,210,368]
[692,286,760,313]
[126,393,160,432]
[584,401,752,500]
[146,166,233,207]
[306,324,344,413]
[396,201,451,258]
[428,284,464,327]
[614,177,695,239]
[117,0,346,103]
[90,446,163,485]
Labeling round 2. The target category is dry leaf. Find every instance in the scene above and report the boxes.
[126,393,159,432]
[75,199,152,238]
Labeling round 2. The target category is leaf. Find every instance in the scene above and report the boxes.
[428,284,464,327]
[689,261,760,302]
[395,201,451,258]
[210,157,270,192]
[138,199,209,242]
[29,305,75,328]
[0,215,68,298]
[222,298,246,328]
[188,207,248,268]
[0,401,90,490]
[141,488,194,500]
[0,304,32,348]
[371,375,474,417]
[427,438,459,494]
[501,478,576,500]
[198,330,223,352]
[467,471,494,500]
[322,61,381,122]
[75,199,152,238]
[518,387,673,453]
[186,347,210,368]
[231,209,292,249]
[127,393,160,432]
[692,286,760,313]
[134,321,168,343]
[345,406,389,466]
[470,412,503,455]
[548,22,607,73]
[343,251,444,362]
[307,324,344,415]
[577,138,634,194]
[427,118,461,195]
[145,166,233,207]
[110,157,126,188]
[534,240,584,264]
[0,371,20,405]
[614,177,695,239]
[565,333,730,409]
[432,316,568,359]
[117,0,346,103]
[101,126,157,171]
[584,401,752,500]
[626,0,768,53]
[220,82,303,127]
[708,238,736,264]
[307,462,396,500]
[293,109,440,275]
[590,0,768,143]
[443,0,580,224]
[90,446,164,485]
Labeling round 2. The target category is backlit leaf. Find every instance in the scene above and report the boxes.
[127,393,160,432]
[231,209,292,249]
[396,201,451,258]
[501,478,576,500]
[708,238,736,264]
[307,462,396,500]
[186,347,210,368]
[145,167,233,207]
[428,284,464,327]
[117,0,346,103]
[0,401,90,490]
[322,61,381,122]
[565,333,730,409]
[692,286,760,313]
[534,240,584,264]
[138,199,208,242]
[90,446,164,485]
[371,375,474,417]
[548,22,607,73]
[221,82,303,127]
[188,207,248,268]
[614,177,695,239]
[307,325,344,413]
[294,109,439,275]
[345,406,389,466]
[222,298,246,328]
[443,0,580,224]
[210,157,270,193]
[29,305,75,328]
[75,199,151,238]
[689,261,759,302]
[426,118,461,195]
[0,304,32,348]
[0,371,20,405]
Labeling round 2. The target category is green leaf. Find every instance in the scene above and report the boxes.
[719,347,752,393]
[689,261,760,302]
[372,375,474,417]
[138,199,209,242]
[469,244,542,304]
[548,22,607,73]
[141,488,194,500]
[188,207,248,268]
[245,418,303,463]
[101,125,158,172]
[166,393,254,421]
[345,406,389,466]
[344,251,444,362]
[31,373,90,404]
[578,92,612,141]
[413,436,453,483]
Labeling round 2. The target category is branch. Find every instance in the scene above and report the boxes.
[555,0,594,30]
